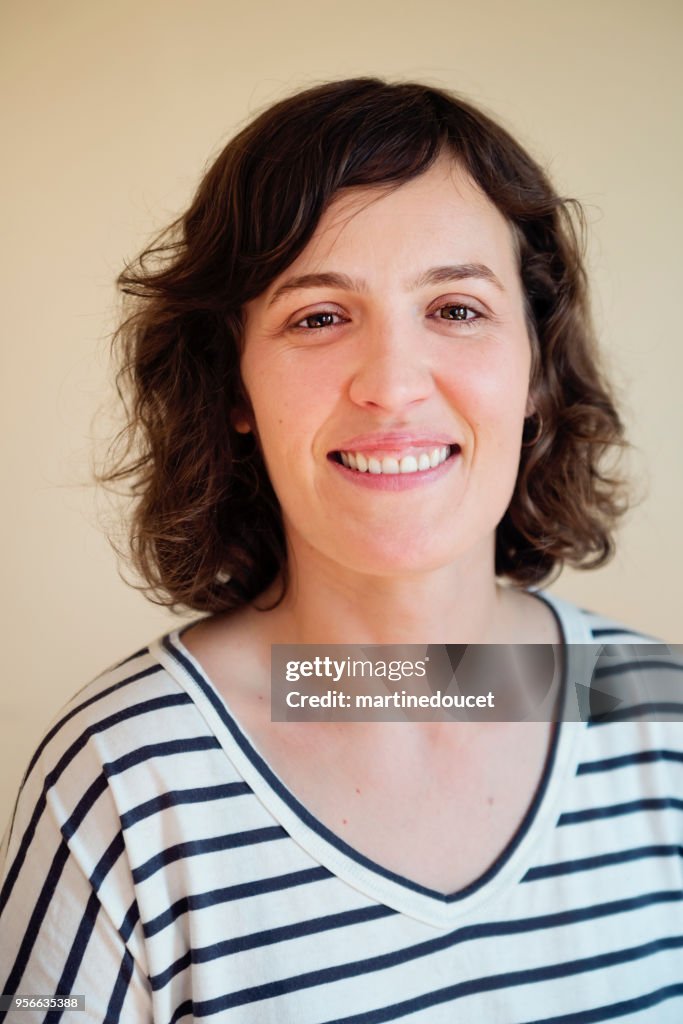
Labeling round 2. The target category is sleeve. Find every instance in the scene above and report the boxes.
[0,738,153,1023]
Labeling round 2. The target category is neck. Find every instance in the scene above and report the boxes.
[257,537,527,645]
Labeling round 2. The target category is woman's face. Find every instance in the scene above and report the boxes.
[239,158,533,581]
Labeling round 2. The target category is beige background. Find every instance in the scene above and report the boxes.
[1,0,681,827]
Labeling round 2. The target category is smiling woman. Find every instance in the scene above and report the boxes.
[1,79,682,1024]
[100,79,630,621]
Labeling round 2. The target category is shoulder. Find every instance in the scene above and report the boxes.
[17,640,205,792]
[536,592,683,738]
[533,589,664,644]
[1,636,232,874]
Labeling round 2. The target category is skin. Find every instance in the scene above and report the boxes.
[183,158,562,893]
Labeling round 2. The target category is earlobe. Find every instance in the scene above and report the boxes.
[231,407,253,434]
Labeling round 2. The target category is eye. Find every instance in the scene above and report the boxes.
[292,310,346,331]
[435,303,480,322]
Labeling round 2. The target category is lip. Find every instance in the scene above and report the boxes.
[330,431,459,454]
[328,446,461,490]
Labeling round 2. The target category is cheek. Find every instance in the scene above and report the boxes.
[243,347,343,444]
[243,370,324,488]
[241,351,289,434]
[450,349,530,431]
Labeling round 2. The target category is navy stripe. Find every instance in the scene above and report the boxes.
[163,633,565,905]
[577,749,683,774]
[524,844,683,881]
[594,657,682,679]
[590,627,656,639]
[120,782,250,829]
[61,774,109,842]
[149,888,683,993]
[90,832,126,892]
[168,933,683,1020]
[150,904,397,990]
[588,702,683,725]
[43,890,101,1024]
[143,866,332,937]
[559,797,683,825]
[0,692,193,915]
[0,840,71,1015]
[103,735,221,778]
[119,899,141,943]
[116,646,150,667]
[525,981,683,1023]
[104,948,135,1024]
[132,825,287,884]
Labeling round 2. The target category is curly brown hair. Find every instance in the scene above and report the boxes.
[102,77,630,612]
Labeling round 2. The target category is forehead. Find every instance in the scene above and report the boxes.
[265,158,520,292]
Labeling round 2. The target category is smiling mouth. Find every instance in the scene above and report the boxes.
[330,445,460,475]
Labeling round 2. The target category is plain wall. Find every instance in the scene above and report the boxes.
[1,0,681,826]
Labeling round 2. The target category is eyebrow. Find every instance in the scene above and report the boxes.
[266,263,505,307]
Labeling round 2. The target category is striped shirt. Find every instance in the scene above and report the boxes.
[1,591,682,1023]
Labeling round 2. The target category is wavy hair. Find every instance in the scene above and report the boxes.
[102,77,630,611]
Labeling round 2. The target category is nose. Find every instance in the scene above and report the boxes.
[347,319,434,412]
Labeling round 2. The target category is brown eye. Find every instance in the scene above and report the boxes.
[301,312,337,329]
[439,304,473,321]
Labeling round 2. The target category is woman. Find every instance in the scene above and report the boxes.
[1,79,681,1023]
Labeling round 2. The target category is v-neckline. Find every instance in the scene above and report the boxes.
[154,591,589,929]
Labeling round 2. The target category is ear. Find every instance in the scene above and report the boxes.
[524,393,536,418]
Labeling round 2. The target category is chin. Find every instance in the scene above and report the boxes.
[330,535,474,579]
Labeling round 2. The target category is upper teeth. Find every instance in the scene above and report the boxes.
[339,446,451,474]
